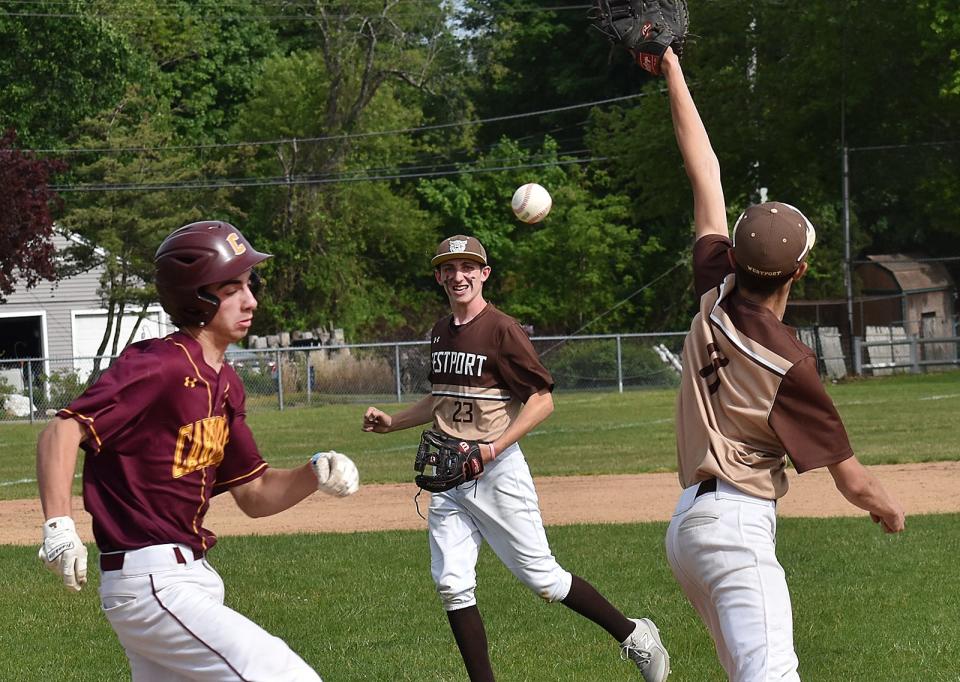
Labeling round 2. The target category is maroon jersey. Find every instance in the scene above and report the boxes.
[428,303,553,442]
[59,331,267,553]
[675,235,853,499]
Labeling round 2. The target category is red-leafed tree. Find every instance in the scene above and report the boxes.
[0,130,67,302]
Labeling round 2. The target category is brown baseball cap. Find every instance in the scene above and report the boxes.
[431,234,488,267]
[732,202,816,278]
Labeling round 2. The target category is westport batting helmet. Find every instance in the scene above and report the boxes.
[154,221,271,327]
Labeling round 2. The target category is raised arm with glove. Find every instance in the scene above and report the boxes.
[589,0,689,75]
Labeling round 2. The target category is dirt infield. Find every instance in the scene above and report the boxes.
[3,461,956,545]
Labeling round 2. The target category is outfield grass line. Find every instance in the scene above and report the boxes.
[0,473,80,488]
[833,395,958,406]
[0,477,40,487]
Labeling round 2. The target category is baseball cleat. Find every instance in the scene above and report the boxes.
[620,617,670,681]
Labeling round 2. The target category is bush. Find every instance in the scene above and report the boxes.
[45,369,86,410]
[0,376,12,419]
[310,353,395,394]
[544,339,679,390]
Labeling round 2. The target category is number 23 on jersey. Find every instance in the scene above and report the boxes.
[452,400,474,423]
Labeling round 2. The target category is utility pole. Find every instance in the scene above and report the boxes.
[842,144,854,342]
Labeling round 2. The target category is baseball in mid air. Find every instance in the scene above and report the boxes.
[511,183,552,224]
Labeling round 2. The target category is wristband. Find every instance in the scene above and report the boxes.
[488,443,497,460]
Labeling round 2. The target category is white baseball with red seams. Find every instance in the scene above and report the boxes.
[511,183,552,223]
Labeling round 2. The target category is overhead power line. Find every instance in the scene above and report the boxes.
[32,92,654,156]
[50,156,609,193]
[0,2,593,22]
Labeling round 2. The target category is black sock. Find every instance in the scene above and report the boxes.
[447,605,495,682]
[561,574,635,642]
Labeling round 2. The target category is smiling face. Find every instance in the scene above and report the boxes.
[201,269,259,345]
[435,257,490,315]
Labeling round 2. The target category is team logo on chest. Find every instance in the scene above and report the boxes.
[172,416,228,477]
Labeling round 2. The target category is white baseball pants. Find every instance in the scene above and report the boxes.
[428,445,573,610]
[665,480,801,682]
[98,544,321,682]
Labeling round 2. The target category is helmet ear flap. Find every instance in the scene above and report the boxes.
[194,289,221,327]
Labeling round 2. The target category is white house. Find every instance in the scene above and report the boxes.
[0,231,171,389]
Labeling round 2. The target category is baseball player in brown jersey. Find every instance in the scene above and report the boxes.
[36,221,359,681]
[362,235,669,682]
[658,48,905,681]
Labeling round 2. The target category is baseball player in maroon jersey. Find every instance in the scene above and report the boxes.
[36,221,359,681]
[361,235,669,682]
[659,48,905,681]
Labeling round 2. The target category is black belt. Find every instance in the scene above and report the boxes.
[100,546,204,571]
[695,478,717,498]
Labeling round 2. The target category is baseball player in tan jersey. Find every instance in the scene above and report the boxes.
[658,48,905,681]
[36,221,359,681]
[362,235,669,682]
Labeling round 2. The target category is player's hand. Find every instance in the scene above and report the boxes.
[311,451,360,497]
[362,407,392,433]
[871,508,905,534]
[38,516,88,591]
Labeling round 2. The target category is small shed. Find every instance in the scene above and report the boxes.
[856,254,956,338]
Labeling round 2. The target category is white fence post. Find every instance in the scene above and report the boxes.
[616,335,623,394]
[395,344,402,403]
[275,349,284,411]
[27,361,35,424]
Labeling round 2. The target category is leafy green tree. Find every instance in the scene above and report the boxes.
[60,88,238,368]
[587,0,960,317]
[229,50,446,339]
[457,0,647,148]
[419,138,647,335]
[97,0,279,142]
[0,0,133,148]
[227,1,470,339]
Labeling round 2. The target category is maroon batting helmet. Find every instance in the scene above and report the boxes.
[154,221,271,327]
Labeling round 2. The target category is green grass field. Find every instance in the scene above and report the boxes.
[2,372,958,680]
[1,372,957,500]
[3,515,959,681]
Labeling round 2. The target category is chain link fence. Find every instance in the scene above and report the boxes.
[3,328,956,423]
[0,333,686,422]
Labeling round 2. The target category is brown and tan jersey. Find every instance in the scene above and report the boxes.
[675,235,853,499]
[429,303,554,442]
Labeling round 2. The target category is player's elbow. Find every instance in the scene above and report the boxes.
[37,416,82,458]
[535,390,554,417]
[828,457,872,501]
[229,480,270,517]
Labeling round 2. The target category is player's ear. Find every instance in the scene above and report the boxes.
[479,265,491,282]
[434,268,442,285]
[793,261,809,281]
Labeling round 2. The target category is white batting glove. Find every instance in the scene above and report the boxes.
[38,516,88,592]
[310,451,360,497]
